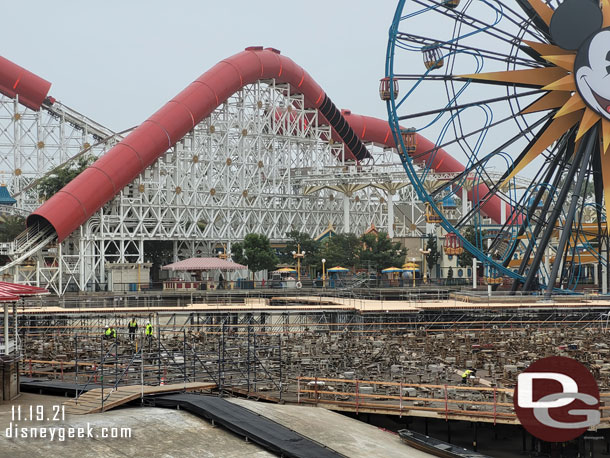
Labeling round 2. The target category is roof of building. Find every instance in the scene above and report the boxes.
[162,257,247,271]
[0,185,16,206]
[315,224,336,242]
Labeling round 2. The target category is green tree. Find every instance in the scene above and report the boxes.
[143,240,174,282]
[356,232,405,272]
[0,215,25,242]
[280,231,320,269]
[232,233,278,278]
[36,155,95,200]
[458,226,478,268]
[425,234,440,278]
[319,233,359,269]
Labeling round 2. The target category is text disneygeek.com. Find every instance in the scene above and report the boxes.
[4,423,132,441]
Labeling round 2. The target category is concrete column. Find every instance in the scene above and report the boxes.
[603,263,608,294]
[462,187,469,219]
[173,241,179,262]
[473,258,477,289]
[594,263,599,286]
[500,201,506,225]
[343,194,350,233]
[387,191,394,239]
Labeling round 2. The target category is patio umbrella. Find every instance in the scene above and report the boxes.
[402,262,420,272]
[0,291,19,302]
[273,267,297,274]
[0,282,49,297]
[327,266,350,273]
[381,267,403,274]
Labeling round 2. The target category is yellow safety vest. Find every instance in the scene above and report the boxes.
[129,321,137,328]
[145,324,153,336]
[462,370,472,378]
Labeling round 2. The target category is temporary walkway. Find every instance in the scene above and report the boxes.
[63,382,215,415]
[154,393,346,458]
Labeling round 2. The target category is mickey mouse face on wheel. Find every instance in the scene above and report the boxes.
[551,0,610,120]
[575,29,610,118]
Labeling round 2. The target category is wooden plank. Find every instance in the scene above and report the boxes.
[64,382,216,415]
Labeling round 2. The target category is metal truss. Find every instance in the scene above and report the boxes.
[0,95,118,211]
[10,80,437,293]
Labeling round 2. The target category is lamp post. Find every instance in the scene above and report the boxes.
[420,248,431,284]
[411,257,417,288]
[291,243,306,282]
[322,258,327,287]
[322,258,326,288]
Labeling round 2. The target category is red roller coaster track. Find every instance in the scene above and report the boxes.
[0,50,505,242]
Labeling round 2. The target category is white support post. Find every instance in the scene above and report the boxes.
[603,263,608,295]
[500,201,506,225]
[4,302,8,355]
[594,263,599,286]
[343,194,350,233]
[473,258,477,289]
[462,187,469,219]
[387,191,394,239]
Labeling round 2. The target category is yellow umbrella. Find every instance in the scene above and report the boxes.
[382,267,403,273]
[402,262,420,272]
[327,266,350,272]
[273,267,297,273]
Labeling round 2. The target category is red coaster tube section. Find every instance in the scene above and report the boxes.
[343,111,507,225]
[26,48,506,242]
[27,47,370,241]
[0,56,51,111]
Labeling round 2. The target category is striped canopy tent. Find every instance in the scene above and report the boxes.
[0,282,49,297]
[0,291,18,302]
[402,262,420,272]
[273,267,297,274]
[327,266,350,273]
[381,267,403,274]
[0,282,49,356]
[162,257,247,271]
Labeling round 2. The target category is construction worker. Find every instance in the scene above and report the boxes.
[128,317,138,342]
[461,368,476,384]
[104,325,116,340]
[145,321,153,342]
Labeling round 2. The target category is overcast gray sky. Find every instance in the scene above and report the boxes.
[3,1,397,132]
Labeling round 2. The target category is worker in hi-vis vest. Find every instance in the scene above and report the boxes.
[104,325,116,339]
[461,368,476,384]
[128,318,138,342]
[145,322,153,341]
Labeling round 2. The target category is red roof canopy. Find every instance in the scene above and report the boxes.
[0,291,19,302]
[0,282,49,297]
[162,257,247,271]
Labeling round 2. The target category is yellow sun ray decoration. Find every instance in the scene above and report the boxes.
[387,0,610,295]
[461,0,610,212]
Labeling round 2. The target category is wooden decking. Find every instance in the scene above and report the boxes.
[63,382,216,415]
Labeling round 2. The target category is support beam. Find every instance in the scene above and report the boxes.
[3,303,8,355]
[544,127,597,299]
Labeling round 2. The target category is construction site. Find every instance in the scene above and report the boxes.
[0,290,605,456]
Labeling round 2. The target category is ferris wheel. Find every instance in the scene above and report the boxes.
[385,0,610,294]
